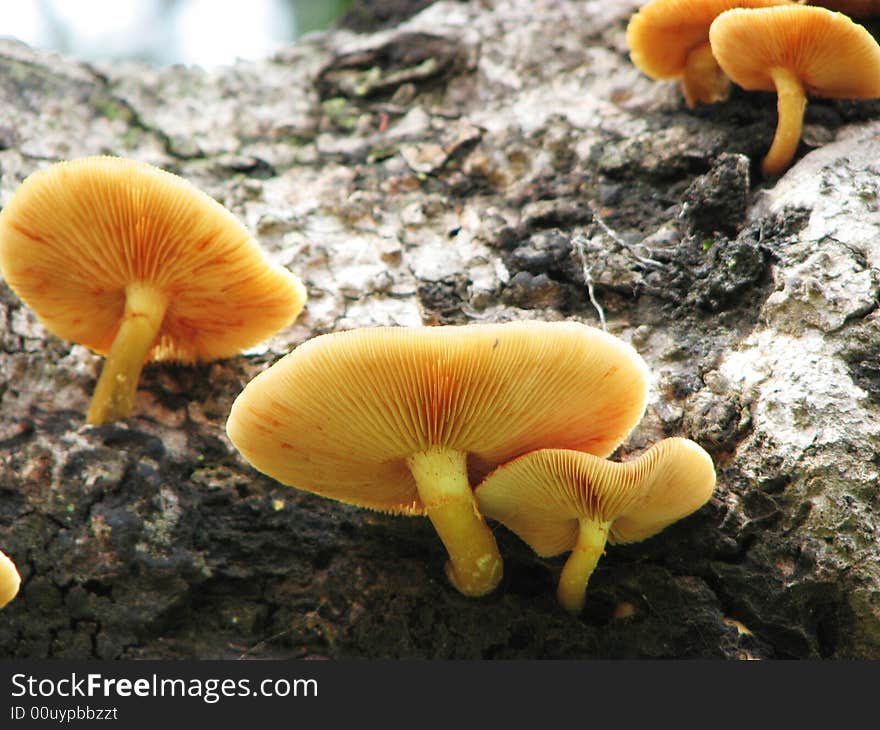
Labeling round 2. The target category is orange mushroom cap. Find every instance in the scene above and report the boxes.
[0,156,306,364]
[626,0,790,107]
[226,321,649,597]
[710,6,880,99]
[476,438,716,553]
[226,321,649,514]
[0,550,21,609]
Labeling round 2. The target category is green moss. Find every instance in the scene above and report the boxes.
[321,97,360,131]
[91,95,130,122]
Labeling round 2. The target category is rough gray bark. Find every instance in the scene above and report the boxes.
[1,0,878,659]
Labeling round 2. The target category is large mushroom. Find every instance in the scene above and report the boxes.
[475,438,716,613]
[626,0,790,108]
[0,549,21,609]
[709,5,880,176]
[0,156,307,424]
[226,321,650,597]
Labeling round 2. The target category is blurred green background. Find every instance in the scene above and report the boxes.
[0,0,356,67]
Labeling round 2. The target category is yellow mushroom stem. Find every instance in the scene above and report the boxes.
[407,447,503,597]
[762,66,807,178]
[87,282,168,425]
[557,518,612,614]
[681,42,731,108]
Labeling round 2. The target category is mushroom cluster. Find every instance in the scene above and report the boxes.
[226,321,716,609]
[627,1,880,176]
[0,156,717,618]
[627,0,790,108]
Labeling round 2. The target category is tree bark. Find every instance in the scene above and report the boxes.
[1,0,878,659]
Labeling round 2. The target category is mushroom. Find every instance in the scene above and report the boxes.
[0,549,20,609]
[226,321,650,597]
[0,156,307,424]
[474,438,716,613]
[626,0,790,108]
[709,5,880,177]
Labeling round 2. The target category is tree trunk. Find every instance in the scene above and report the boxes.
[1,0,878,659]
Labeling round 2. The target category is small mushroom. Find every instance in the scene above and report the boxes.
[474,438,716,613]
[226,321,650,597]
[0,549,20,609]
[709,5,880,176]
[0,156,307,424]
[626,0,790,108]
